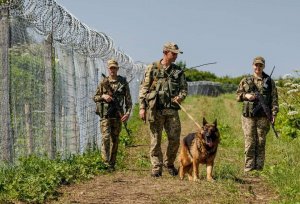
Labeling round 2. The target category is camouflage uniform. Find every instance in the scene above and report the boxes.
[139,59,188,175]
[94,68,132,168]
[236,57,278,172]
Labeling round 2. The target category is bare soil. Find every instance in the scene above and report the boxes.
[52,140,278,203]
[52,169,278,204]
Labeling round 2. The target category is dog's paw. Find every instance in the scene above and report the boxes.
[207,177,216,182]
[193,178,200,182]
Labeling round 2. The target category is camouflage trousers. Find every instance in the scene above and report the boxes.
[148,109,181,174]
[100,118,122,166]
[241,115,270,172]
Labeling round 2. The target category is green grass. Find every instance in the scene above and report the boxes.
[0,151,107,203]
[263,136,300,202]
[180,94,300,203]
[0,94,299,203]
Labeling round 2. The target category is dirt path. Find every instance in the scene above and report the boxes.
[52,168,278,204]
[52,138,278,203]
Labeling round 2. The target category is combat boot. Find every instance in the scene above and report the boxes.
[151,171,162,177]
[165,165,178,176]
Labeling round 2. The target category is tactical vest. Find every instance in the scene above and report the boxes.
[98,75,127,118]
[242,73,272,117]
[149,61,183,110]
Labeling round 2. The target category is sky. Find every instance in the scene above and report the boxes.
[55,0,300,78]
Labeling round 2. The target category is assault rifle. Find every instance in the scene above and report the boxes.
[166,62,218,78]
[188,62,217,69]
[252,66,279,138]
[102,73,134,136]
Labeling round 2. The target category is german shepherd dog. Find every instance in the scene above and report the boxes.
[179,118,220,182]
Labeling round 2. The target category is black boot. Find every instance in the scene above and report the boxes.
[165,165,178,176]
[151,171,162,177]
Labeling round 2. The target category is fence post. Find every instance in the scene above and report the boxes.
[0,6,13,163]
[24,103,34,155]
[44,34,56,159]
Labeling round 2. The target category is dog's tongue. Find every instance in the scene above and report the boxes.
[207,139,213,147]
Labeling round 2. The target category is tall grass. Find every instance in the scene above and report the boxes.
[181,94,244,173]
[263,135,300,202]
[0,94,299,203]
[0,151,107,203]
[263,74,300,202]
[276,78,300,138]
[181,94,300,203]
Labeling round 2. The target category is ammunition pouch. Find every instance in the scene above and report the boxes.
[146,91,157,122]
[242,101,256,117]
[157,91,168,109]
[170,80,179,96]
[95,102,101,116]
[95,102,110,118]
[170,81,180,109]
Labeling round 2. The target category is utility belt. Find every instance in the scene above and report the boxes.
[242,101,266,117]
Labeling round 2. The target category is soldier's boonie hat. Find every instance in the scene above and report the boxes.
[107,59,119,68]
[253,56,265,65]
[163,42,183,54]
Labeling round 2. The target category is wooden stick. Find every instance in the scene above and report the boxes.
[175,101,202,130]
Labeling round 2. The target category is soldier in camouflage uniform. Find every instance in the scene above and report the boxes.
[139,42,188,177]
[236,56,279,172]
[94,59,132,171]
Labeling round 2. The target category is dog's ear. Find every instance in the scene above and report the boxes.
[203,117,207,126]
[214,119,217,127]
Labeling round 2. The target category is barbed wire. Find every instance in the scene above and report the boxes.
[6,0,145,71]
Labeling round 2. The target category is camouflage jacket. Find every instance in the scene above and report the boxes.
[236,72,279,116]
[94,75,132,117]
[139,60,188,110]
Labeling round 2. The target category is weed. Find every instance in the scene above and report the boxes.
[135,152,151,169]
[1,92,299,203]
[0,151,106,203]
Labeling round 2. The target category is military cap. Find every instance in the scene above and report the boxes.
[253,56,265,65]
[163,42,183,54]
[107,59,119,68]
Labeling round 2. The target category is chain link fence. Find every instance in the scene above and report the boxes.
[0,0,145,164]
[0,0,234,164]
[188,81,237,96]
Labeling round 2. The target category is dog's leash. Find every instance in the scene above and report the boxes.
[174,101,202,130]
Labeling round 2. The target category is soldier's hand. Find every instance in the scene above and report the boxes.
[173,96,182,104]
[139,109,146,121]
[121,113,129,122]
[245,93,255,101]
[271,116,276,124]
[102,94,113,102]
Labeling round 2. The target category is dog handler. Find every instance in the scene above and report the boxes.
[139,42,188,177]
[236,56,279,173]
[94,59,132,171]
